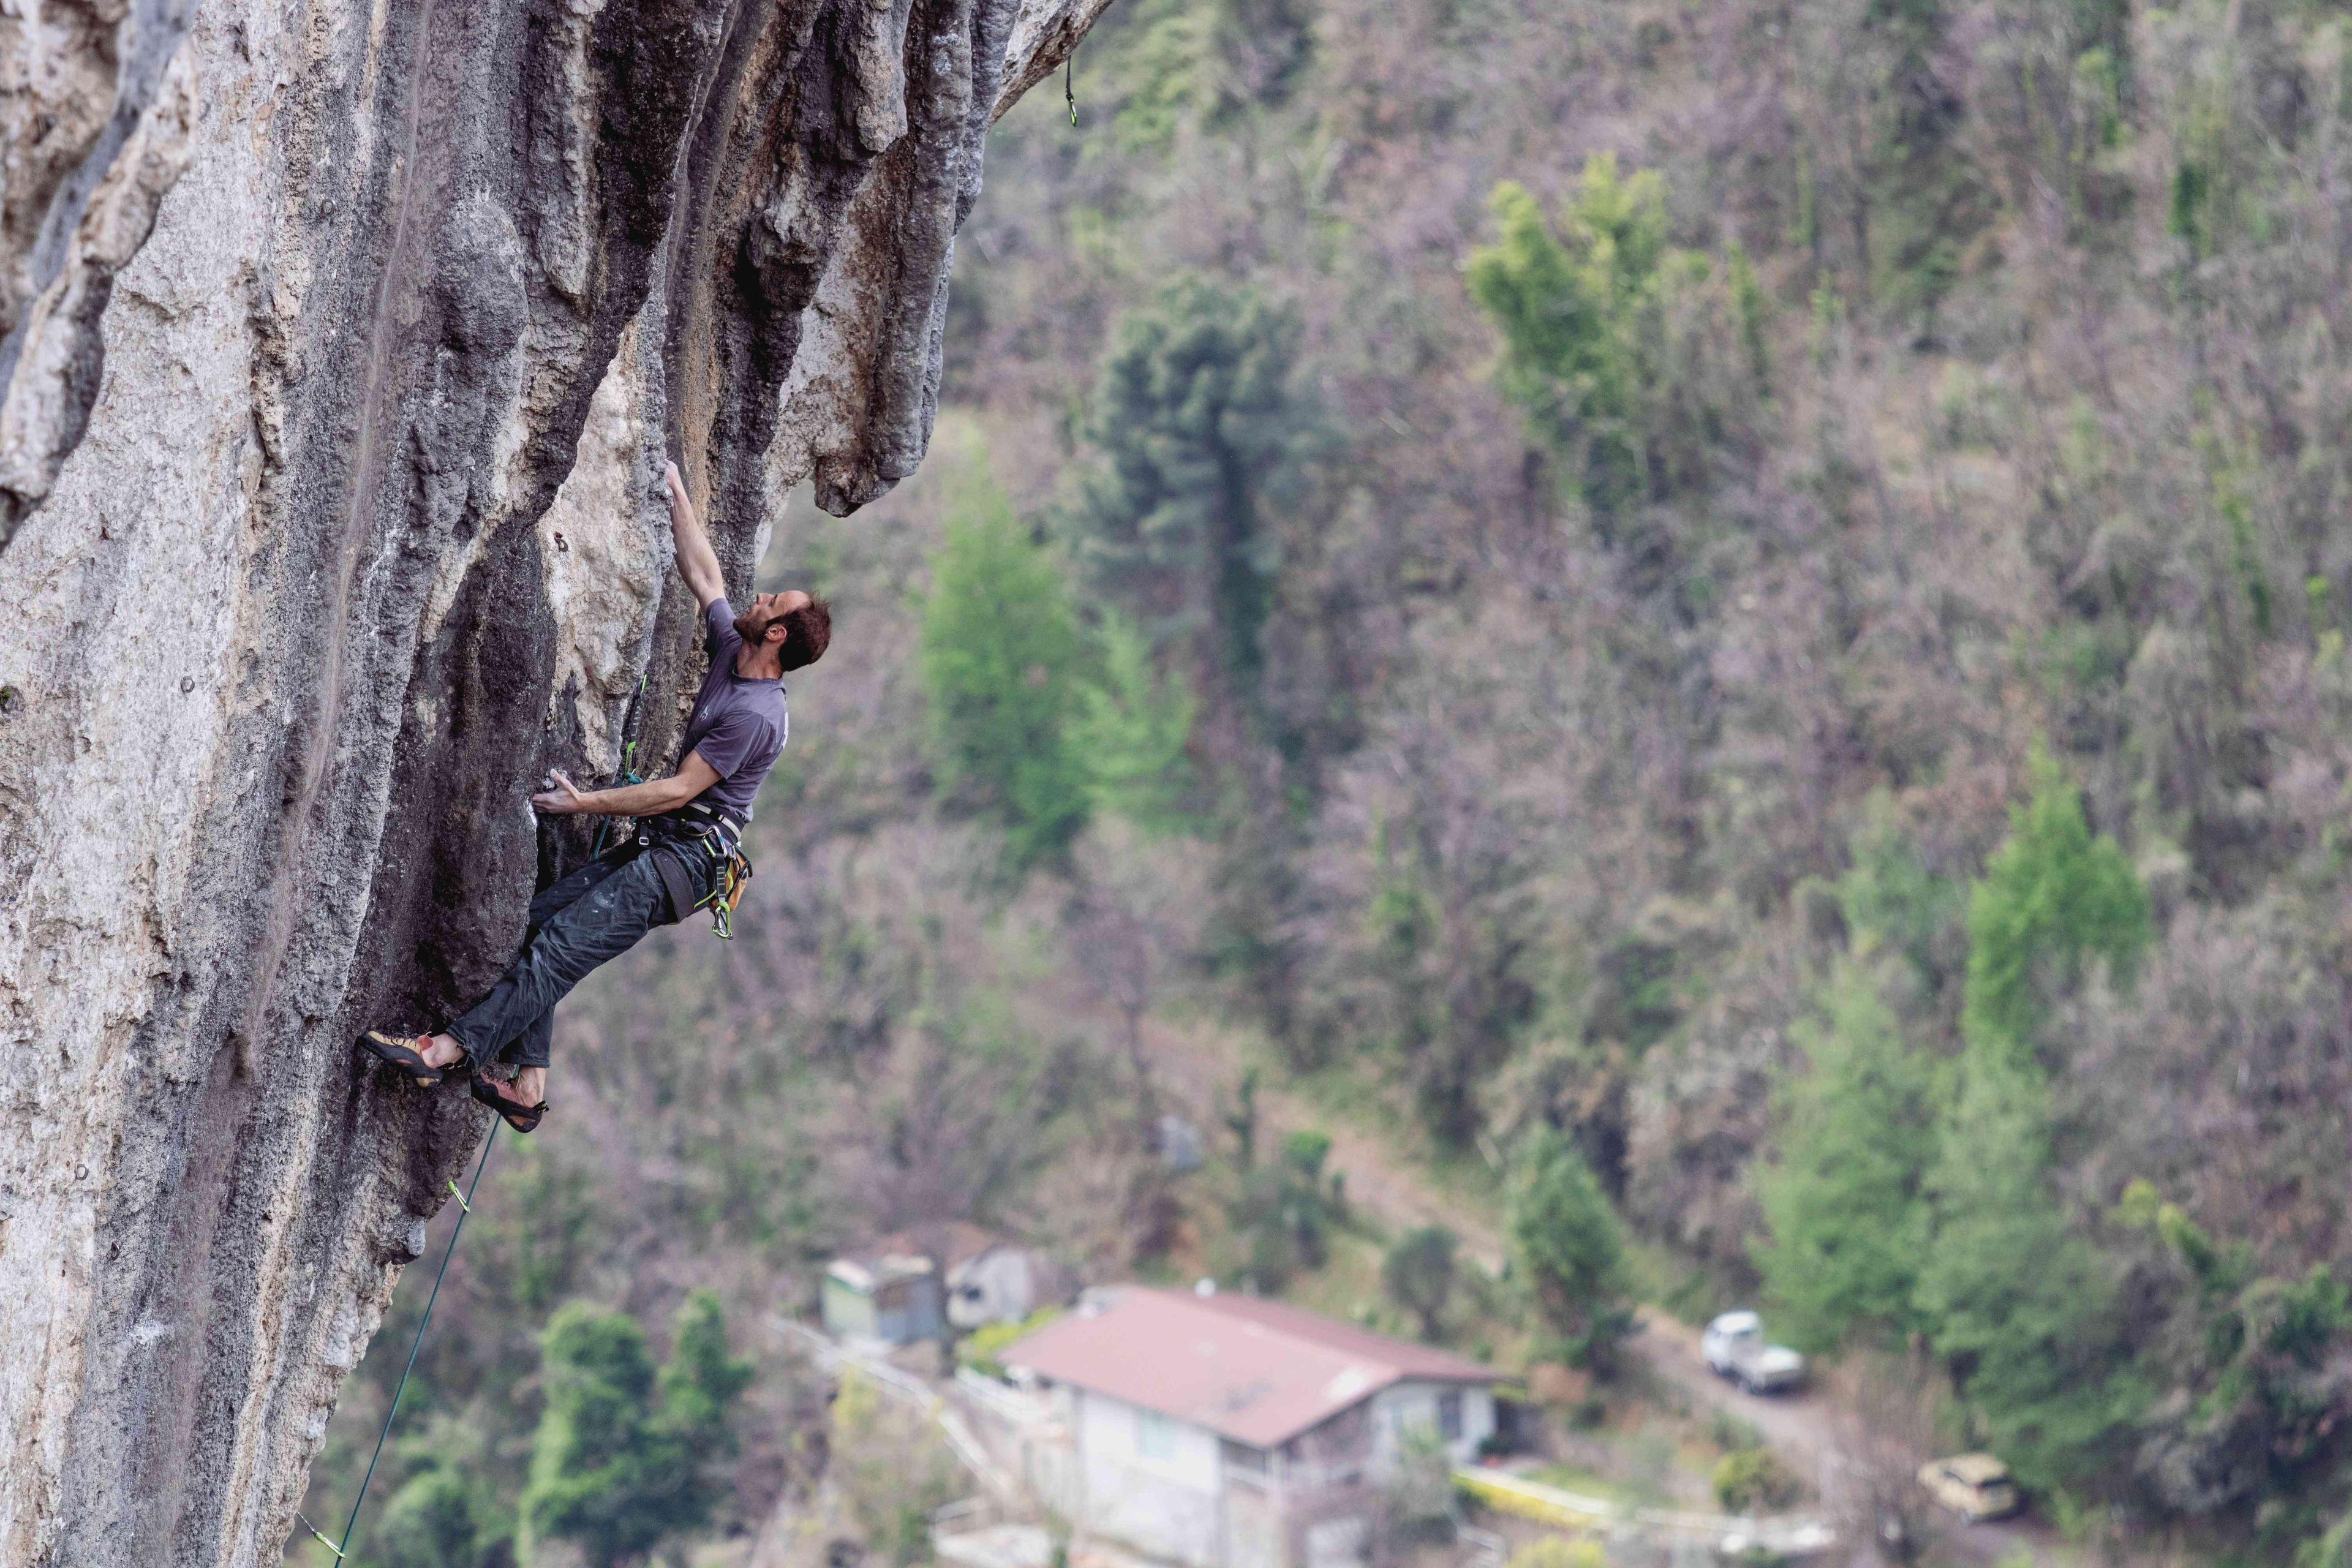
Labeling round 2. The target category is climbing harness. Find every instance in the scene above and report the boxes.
[636,798,753,940]
[300,1123,500,1561]
[582,676,752,939]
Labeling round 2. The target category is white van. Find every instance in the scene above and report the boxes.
[1700,1311,1807,1393]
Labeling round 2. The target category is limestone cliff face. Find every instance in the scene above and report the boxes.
[0,1,1107,1562]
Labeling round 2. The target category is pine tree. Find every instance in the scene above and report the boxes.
[521,1304,675,1568]
[654,1288,755,1529]
[1835,790,1964,987]
[1912,1062,2138,1491]
[919,457,1091,872]
[1070,609,1197,833]
[1961,747,2152,1068]
[1754,962,1938,1351]
[1509,1129,1632,1367]
[520,1295,753,1567]
[1067,276,1313,712]
[374,1461,488,1568]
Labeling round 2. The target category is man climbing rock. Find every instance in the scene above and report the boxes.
[360,461,830,1131]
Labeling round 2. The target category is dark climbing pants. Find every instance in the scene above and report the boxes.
[445,845,710,1069]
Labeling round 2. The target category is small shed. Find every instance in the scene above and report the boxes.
[821,1249,944,1345]
[823,1222,1065,1344]
[923,1221,1057,1330]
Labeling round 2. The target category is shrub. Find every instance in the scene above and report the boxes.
[1713,1447,1801,1514]
[1505,1537,1608,1568]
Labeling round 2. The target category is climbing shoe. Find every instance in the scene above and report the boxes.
[470,1074,548,1134]
[358,1030,459,1087]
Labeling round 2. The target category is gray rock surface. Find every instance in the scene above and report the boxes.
[0,0,1110,1562]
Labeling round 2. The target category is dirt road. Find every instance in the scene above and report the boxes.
[1634,1313,2056,1567]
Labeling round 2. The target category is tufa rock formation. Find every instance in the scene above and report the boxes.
[0,0,1109,1562]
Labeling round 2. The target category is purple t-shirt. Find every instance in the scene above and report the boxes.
[679,598,788,818]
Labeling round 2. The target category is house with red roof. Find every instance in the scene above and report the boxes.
[1000,1284,1498,1568]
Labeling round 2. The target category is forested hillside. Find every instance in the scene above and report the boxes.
[303,2,2352,1562]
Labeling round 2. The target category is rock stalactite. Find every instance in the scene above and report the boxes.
[0,0,1110,1563]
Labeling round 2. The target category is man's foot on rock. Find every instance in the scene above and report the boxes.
[358,1030,450,1087]
[417,1033,472,1073]
[471,1073,548,1134]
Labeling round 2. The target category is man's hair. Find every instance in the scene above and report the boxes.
[778,597,832,672]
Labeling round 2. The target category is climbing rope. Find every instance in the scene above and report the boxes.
[1065,46,1079,126]
[312,657,633,1555]
[589,675,650,860]
[304,1121,501,1561]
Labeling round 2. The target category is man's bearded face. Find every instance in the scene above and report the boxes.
[734,589,812,649]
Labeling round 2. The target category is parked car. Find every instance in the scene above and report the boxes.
[1916,1453,2021,1523]
[1701,1311,1807,1393]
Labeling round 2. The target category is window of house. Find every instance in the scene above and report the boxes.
[1438,1390,1463,1441]
[1222,1439,1269,1475]
[1135,1409,1178,1461]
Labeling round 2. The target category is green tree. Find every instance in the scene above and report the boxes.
[1912,1062,2136,1491]
[2122,1187,2352,1515]
[656,1289,755,1502]
[1754,962,1938,1350]
[374,1460,490,1568]
[1961,747,2152,1067]
[1509,1129,1632,1368]
[1382,1225,1459,1342]
[919,459,1091,872]
[1227,1129,1340,1290]
[1067,276,1313,709]
[520,1295,753,1567]
[521,1305,672,1567]
[1223,1068,1261,1171]
[1069,609,1196,832]
[1836,790,1964,987]
[1466,156,1708,515]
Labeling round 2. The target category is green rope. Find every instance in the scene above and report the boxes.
[315,1121,500,1561]
[589,676,649,860]
[1065,48,1079,126]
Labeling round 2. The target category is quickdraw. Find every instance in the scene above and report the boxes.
[701,845,752,940]
[674,801,752,940]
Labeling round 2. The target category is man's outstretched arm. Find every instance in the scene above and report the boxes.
[665,460,726,610]
[532,752,723,818]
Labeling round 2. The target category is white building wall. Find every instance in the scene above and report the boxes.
[1074,1389,1226,1568]
[948,1248,1037,1327]
[1366,1381,1496,1471]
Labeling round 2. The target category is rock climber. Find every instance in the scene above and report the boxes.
[358,460,829,1132]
